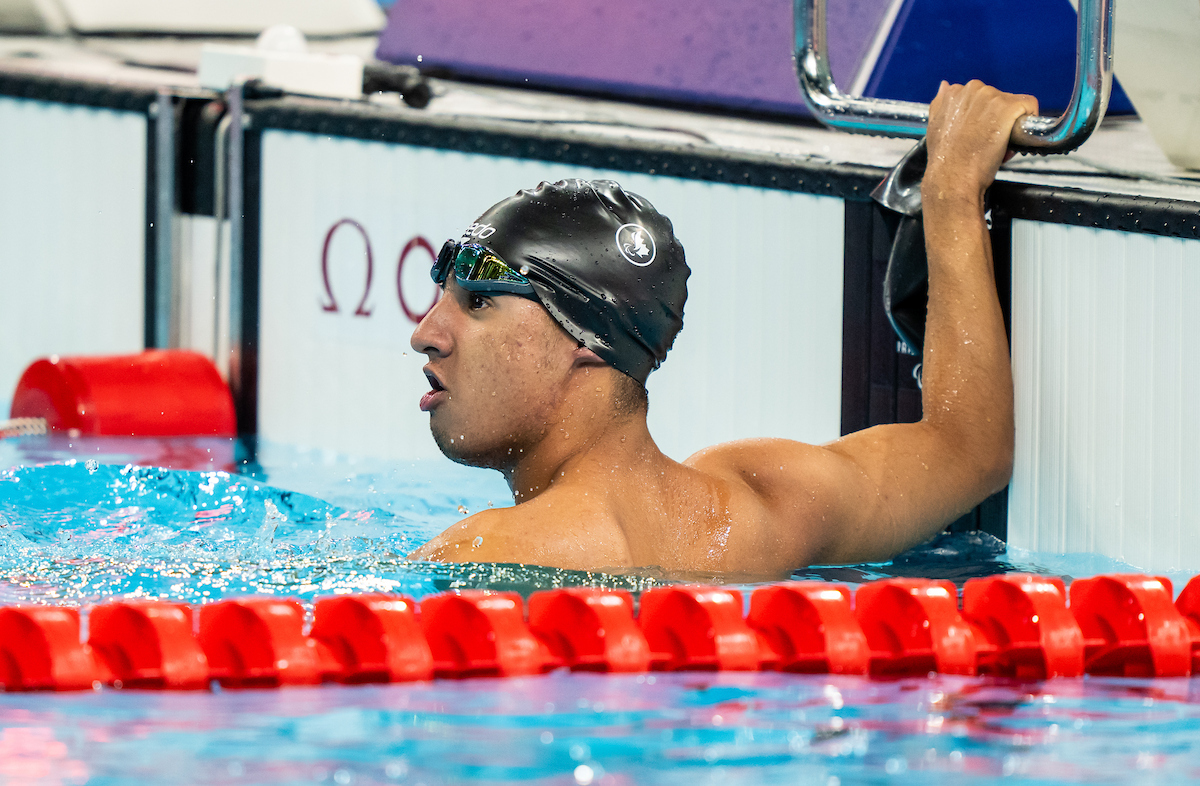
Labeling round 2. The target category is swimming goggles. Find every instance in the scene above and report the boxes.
[432,241,537,297]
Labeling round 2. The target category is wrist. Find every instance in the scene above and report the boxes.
[921,171,985,212]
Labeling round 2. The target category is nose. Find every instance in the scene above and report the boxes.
[410,291,452,358]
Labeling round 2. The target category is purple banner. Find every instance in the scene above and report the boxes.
[376,0,891,116]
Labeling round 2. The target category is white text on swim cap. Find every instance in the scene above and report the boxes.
[461,222,496,240]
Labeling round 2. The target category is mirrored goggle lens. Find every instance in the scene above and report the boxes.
[432,242,534,295]
[455,246,527,285]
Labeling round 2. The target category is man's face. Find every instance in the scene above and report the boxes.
[410,279,579,469]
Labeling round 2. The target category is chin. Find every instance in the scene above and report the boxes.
[430,420,510,470]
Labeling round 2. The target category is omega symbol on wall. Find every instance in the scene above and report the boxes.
[319,218,440,324]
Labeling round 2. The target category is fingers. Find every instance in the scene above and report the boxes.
[930,81,1040,136]
[923,80,1042,190]
[1014,92,1040,117]
[928,80,949,120]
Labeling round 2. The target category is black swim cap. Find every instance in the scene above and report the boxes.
[461,179,689,384]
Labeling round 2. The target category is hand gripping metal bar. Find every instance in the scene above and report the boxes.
[794,0,1115,153]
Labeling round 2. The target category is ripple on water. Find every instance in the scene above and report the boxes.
[0,461,662,606]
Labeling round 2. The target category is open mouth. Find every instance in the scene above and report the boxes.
[420,369,447,412]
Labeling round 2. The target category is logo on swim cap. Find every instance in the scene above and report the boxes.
[461,222,496,241]
[615,223,656,267]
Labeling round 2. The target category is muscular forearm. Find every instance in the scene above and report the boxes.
[919,173,1014,493]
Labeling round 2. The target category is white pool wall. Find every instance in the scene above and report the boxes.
[1010,220,1200,573]
[0,97,146,400]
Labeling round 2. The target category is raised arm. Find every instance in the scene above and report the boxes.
[693,81,1034,568]
[818,81,1034,561]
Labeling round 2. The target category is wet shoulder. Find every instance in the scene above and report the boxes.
[410,493,632,570]
[677,438,850,573]
[684,437,837,494]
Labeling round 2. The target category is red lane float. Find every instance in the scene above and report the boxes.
[419,591,557,678]
[638,586,762,671]
[311,595,434,683]
[527,588,651,673]
[0,607,107,691]
[10,350,236,437]
[1069,575,1191,677]
[747,583,869,674]
[89,601,209,689]
[7,573,1200,692]
[199,598,339,687]
[854,579,978,676]
[962,574,1085,679]
[1172,575,1200,673]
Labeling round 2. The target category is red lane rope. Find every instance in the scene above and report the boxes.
[2,573,1198,691]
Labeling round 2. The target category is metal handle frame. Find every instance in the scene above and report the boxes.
[794,0,1114,153]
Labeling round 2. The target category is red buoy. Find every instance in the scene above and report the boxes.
[962,574,1084,679]
[198,598,340,687]
[88,601,210,689]
[1070,575,1191,677]
[1172,575,1200,673]
[854,578,979,676]
[311,595,434,683]
[638,586,763,671]
[0,607,109,691]
[419,591,558,678]
[748,583,869,674]
[10,350,236,437]
[527,588,651,673]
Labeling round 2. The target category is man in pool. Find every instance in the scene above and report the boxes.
[408,81,1034,578]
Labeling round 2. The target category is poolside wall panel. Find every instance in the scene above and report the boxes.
[0,96,147,407]
[1009,219,1200,572]
[256,130,845,462]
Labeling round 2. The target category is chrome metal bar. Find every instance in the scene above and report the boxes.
[152,88,177,347]
[213,112,232,373]
[225,80,246,421]
[794,0,1114,153]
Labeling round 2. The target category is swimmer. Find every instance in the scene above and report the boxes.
[408,80,1034,578]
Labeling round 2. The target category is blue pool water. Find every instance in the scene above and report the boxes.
[1,435,1198,785]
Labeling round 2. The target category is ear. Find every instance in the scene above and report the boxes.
[570,345,607,369]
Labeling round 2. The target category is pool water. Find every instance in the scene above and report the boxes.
[1,435,1197,785]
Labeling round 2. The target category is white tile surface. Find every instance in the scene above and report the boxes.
[0,96,146,404]
[1010,219,1200,571]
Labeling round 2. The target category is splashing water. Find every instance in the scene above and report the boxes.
[0,457,661,607]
